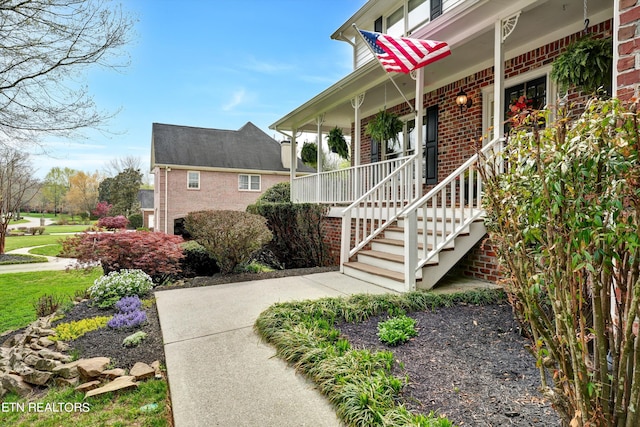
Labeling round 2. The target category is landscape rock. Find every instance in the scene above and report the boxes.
[75,380,101,392]
[52,360,82,379]
[22,369,52,386]
[37,337,55,347]
[34,357,60,372]
[38,348,71,362]
[129,362,154,381]
[0,373,33,397]
[55,377,79,388]
[77,357,111,379]
[54,341,70,352]
[150,360,163,379]
[23,353,41,366]
[102,368,126,379]
[85,375,137,398]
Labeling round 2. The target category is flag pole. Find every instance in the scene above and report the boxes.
[352,24,414,113]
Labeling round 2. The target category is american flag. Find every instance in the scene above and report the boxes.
[358,29,451,74]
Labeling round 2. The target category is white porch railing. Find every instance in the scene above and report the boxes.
[292,156,412,204]
[340,154,421,266]
[401,137,505,290]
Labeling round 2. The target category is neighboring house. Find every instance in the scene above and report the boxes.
[137,189,154,230]
[271,0,629,292]
[151,122,314,234]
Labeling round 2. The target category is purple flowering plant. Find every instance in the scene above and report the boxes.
[108,295,147,329]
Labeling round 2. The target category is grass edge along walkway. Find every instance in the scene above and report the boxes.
[255,289,505,427]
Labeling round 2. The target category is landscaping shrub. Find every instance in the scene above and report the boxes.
[88,269,153,308]
[97,215,129,230]
[247,202,329,268]
[92,201,112,218]
[107,309,147,329]
[33,294,66,317]
[256,181,290,203]
[180,240,219,277]
[127,213,143,229]
[51,316,111,341]
[123,331,147,347]
[377,315,418,346]
[61,231,184,281]
[185,210,272,274]
[479,98,640,426]
[114,295,142,313]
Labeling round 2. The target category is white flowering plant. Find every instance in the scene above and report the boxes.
[89,269,154,308]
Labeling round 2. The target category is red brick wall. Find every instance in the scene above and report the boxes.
[323,216,342,265]
[154,167,290,234]
[618,0,640,100]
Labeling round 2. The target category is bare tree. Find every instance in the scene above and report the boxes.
[0,147,40,253]
[0,0,135,145]
[102,156,142,177]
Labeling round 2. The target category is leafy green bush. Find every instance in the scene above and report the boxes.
[123,331,148,348]
[128,213,143,229]
[377,315,418,346]
[256,181,290,204]
[51,316,111,341]
[185,210,272,274]
[88,269,154,308]
[180,240,219,277]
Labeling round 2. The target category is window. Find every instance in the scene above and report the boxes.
[504,76,547,133]
[239,174,260,191]
[386,6,404,36]
[187,171,200,189]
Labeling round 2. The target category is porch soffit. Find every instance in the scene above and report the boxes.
[271,0,613,135]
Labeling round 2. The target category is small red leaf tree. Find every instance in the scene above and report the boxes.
[97,215,129,230]
[62,231,185,283]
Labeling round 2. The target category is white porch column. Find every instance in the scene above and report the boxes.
[316,114,325,174]
[351,93,365,166]
[290,130,297,192]
[414,68,424,198]
[493,19,505,135]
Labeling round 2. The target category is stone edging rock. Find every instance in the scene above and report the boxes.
[0,314,162,399]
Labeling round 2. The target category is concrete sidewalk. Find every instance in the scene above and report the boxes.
[0,246,77,274]
[155,272,393,427]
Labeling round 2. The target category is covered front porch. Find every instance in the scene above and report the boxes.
[271,0,614,291]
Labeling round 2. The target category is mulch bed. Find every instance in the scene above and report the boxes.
[338,303,560,426]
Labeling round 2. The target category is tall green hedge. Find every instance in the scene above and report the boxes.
[247,202,330,269]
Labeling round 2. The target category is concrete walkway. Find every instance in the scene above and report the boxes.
[155,272,393,427]
[0,246,77,274]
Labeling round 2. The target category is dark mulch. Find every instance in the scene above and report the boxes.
[338,303,560,426]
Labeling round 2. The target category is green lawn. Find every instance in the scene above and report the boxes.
[29,244,63,257]
[0,269,101,333]
[4,235,70,252]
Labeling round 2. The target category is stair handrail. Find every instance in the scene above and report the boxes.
[340,153,420,268]
[400,137,505,289]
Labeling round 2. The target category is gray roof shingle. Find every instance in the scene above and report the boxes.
[151,122,314,173]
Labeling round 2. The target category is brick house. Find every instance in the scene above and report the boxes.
[271,0,632,292]
[151,122,313,234]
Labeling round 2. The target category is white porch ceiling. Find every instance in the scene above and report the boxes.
[271,0,614,135]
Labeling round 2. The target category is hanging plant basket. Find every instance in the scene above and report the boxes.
[301,142,318,167]
[551,35,613,94]
[326,126,349,160]
[365,110,404,153]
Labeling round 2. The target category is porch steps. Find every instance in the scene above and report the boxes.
[343,212,486,291]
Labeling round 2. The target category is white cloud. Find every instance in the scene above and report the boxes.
[244,56,294,74]
[222,89,247,111]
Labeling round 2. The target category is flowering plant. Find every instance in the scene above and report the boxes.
[114,295,143,313]
[507,96,536,129]
[89,269,153,308]
[108,309,147,329]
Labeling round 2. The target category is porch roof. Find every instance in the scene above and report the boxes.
[270,0,613,135]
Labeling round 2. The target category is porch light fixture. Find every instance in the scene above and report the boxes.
[455,89,473,112]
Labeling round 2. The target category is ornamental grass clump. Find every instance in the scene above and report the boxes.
[89,269,153,309]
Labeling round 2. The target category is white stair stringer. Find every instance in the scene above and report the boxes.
[418,219,487,290]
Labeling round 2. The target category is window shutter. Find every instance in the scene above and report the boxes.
[430,0,442,20]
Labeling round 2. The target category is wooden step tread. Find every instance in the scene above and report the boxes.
[359,250,404,263]
[344,262,404,282]
[386,226,470,237]
[373,238,454,252]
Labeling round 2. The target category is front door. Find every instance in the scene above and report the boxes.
[425,105,438,185]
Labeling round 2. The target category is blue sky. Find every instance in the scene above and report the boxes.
[31,0,365,179]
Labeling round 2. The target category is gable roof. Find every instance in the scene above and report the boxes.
[137,189,153,210]
[151,121,314,173]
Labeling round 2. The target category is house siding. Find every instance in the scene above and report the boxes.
[154,168,289,234]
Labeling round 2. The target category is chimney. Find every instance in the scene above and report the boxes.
[280,140,291,169]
